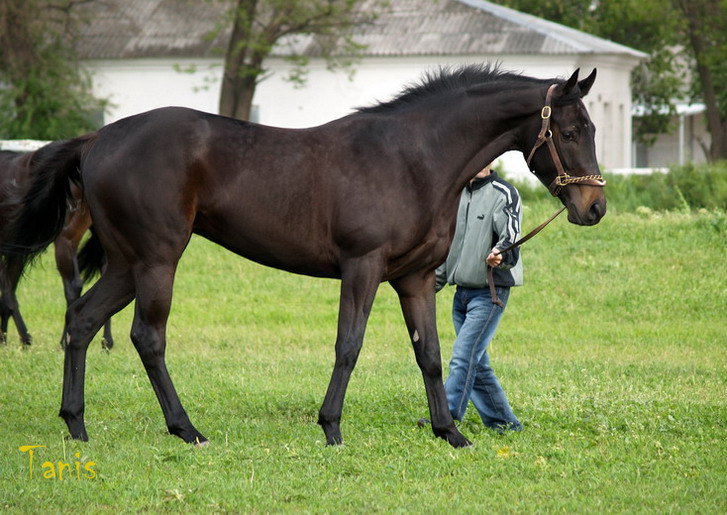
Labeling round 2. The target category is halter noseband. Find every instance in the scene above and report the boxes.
[525,84,606,196]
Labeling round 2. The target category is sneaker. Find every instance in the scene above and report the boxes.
[487,421,523,433]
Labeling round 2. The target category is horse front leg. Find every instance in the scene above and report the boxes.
[130,263,207,445]
[318,257,382,445]
[390,271,472,448]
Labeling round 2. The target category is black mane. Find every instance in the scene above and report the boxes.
[357,63,572,114]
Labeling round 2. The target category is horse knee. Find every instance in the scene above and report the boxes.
[413,344,443,378]
[62,330,90,351]
[69,277,83,299]
[130,324,164,363]
[63,315,95,350]
[335,341,362,369]
[420,360,443,379]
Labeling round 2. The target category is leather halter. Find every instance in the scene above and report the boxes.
[526,84,606,196]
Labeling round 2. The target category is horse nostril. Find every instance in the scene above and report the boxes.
[588,200,605,223]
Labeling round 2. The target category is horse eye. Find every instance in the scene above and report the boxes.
[562,131,576,142]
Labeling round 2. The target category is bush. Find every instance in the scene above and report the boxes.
[506,161,727,212]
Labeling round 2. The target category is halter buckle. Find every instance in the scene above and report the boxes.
[553,174,569,186]
[541,106,552,119]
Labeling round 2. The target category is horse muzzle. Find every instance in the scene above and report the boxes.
[566,195,607,226]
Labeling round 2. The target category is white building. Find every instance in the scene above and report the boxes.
[633,104,711,167]
[76,0,647,178]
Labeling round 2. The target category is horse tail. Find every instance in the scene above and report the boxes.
[0,133,97,272]
[77,227,105,283]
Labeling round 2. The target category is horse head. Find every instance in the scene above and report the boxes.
[525,68,607,226]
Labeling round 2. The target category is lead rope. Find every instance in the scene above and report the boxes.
[487,206,566,307]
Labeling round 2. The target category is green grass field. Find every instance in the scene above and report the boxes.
[1,201,725,512]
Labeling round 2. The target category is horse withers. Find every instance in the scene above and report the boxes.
[1,65,605,447]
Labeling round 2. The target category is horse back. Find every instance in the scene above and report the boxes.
[82,107,452,278]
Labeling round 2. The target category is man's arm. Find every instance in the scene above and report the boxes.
[434,262,447,292]
[490,183,522,269]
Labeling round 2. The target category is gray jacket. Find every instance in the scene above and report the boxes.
[436,172,523,290]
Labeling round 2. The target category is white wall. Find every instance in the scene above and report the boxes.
[635,112,710,167]
[86,58,222,122]
[85,53,637,181]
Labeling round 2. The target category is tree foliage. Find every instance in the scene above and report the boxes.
[672,0,727,160]
[213,0,382,120]
[0,0,106,140]
[493,0,727,160]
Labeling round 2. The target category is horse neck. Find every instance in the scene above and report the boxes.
[399,87,541,194]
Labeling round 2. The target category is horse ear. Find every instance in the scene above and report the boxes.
[561,68,580,96]
[578,68,597,97]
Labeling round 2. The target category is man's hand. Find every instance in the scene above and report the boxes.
[486,248,502,267]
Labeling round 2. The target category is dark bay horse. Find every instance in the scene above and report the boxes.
[2,65,606,447]
[0,149,114,348]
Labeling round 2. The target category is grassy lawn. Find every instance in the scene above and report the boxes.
[1,201,725,512]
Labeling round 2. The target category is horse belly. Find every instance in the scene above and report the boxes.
[193,204,339,278]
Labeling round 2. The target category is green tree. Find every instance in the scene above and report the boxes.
[0,0,106,140]
[214,0,383,120]
[493,0,727,161]
[673,0,727,160]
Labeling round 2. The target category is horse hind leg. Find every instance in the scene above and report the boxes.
[58,244,116,352]
[1,261,32,346]
[8,293,32,346]
[60,266,135,440]
[55,234,83,349]
[0,264,8,344]
[99,259,114,351]
[130,264,207,445]
[0,291,9,345]
[101,319,114,351]
[390,272,471,448]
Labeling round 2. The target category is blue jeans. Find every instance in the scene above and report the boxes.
[444,286,522,431]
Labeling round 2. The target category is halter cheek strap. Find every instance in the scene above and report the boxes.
[526,84,606,196]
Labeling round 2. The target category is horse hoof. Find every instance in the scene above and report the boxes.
[101,338,113,351]
[321,427,344,446]
[446,433,473,448]
[434,426,472,448]
[194,438,210,448]
[65,429,89,442]
[0,332,6,345]
[61,411,89,441]
[172,426,208,445]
